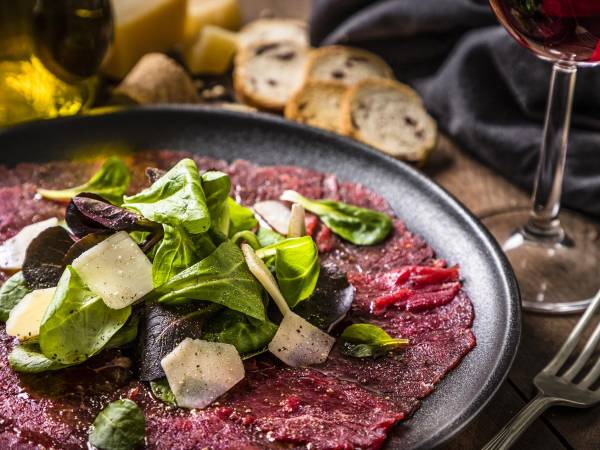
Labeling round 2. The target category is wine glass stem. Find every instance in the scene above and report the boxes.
[524,62,577,242]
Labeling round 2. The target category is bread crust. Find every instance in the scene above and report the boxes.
[239,18,308,50]
[284,80,349,133]
[340,78,437,164]
[305,46,394,85]
[233,40,309,111]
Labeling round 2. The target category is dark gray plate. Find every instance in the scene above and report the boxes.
[0,106,520,450]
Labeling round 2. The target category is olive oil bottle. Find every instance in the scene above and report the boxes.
[0,0,112,127]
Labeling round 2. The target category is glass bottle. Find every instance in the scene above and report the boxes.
[0,0,112,127]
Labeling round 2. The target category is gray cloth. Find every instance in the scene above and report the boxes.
[310,0,600,216]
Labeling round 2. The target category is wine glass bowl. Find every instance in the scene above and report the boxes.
[490,0,600,65]
[485,0,600,313]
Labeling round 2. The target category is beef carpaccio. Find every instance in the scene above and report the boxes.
[0,151,475,449]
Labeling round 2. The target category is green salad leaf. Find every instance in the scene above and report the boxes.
[150,378,177,406]
[202,171,231,211]
[137,302,220,381]
[340,323,409,358]
[9,341,69,373]
[230,230,261,250]
[106,314,139,349]
[256,236,320,307]
[152,225,201,287]
[202,309,278,357]
[88,399,145,450]
[123,159,210,235]
[39,266,131,364]
[151,241,266,321]
[202,171,232,235]
[227,197,257,236]
[256,227,284,247]
[37,157,130,205]
[281,190,393,245]
[0,272,31,322]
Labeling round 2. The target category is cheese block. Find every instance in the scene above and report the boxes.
[268,312,335,367]
[184,0,241,45]
[72,231,153,309]
[101,0,187,79]
[161,338,244,409]
[287,204,306,237]
[6,288,56,341]
[253,201,291,235]
[184,25,239,75]
[0,218,58,270]
[240,244,335,368]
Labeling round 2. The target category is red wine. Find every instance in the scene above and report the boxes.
[489,0,600,64]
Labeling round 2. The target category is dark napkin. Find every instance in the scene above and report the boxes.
[310,0,600,217]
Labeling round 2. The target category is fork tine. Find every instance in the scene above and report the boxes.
[543,290,600,376]
[579,355,600,390]
[563,320,600,381]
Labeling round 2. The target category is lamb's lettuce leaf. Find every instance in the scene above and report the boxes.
[150,378,176,405]
[9,341,70,373]
[202,171,231,211]
[0,272,31,322]
[340,323,409,358]
[152,225,200,287]
[88,399,145,450]
[37,157,130,205]
[227,197,257,236]
[106,313,139,349]
[39,266,131,364]
[230,230,261,250]
[256,236,320,307]
[281,190,393,245]
[202,309,278,357]
[256,227,284,247]
[123,159,210,235]
[151,241,266,321]
[202,171,231,235]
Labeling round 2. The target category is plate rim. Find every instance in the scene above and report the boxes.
[0,105,521,449]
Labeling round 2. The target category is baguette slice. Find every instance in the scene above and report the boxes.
[341,78,437,163]
[306,46,393,86]
[234,40,308,111]
[285,81,348,133]
[239,18,308,50]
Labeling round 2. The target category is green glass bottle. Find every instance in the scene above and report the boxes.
[0,0,112,126]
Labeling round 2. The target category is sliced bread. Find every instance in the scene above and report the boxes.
[341,78,437,163]
[284,81,348,133]
[239,18,308,50]
[234,40,308,111]
[305,46,394,85]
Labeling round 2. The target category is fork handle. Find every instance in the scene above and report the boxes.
[482,394,557,450]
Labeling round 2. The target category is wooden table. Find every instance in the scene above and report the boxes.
[240,2,600,449]
[430,139,600,450]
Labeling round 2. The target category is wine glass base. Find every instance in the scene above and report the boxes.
[481,208,600,314]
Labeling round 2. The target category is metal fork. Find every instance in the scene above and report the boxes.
[483,290,600,450]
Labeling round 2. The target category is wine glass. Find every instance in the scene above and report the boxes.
[485,0,600,313]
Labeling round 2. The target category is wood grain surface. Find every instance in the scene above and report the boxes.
[241,2,600,448]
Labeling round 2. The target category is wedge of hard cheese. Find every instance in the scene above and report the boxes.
[184,0,241,45]
[102,0,187,79]
[72,231,153,309]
